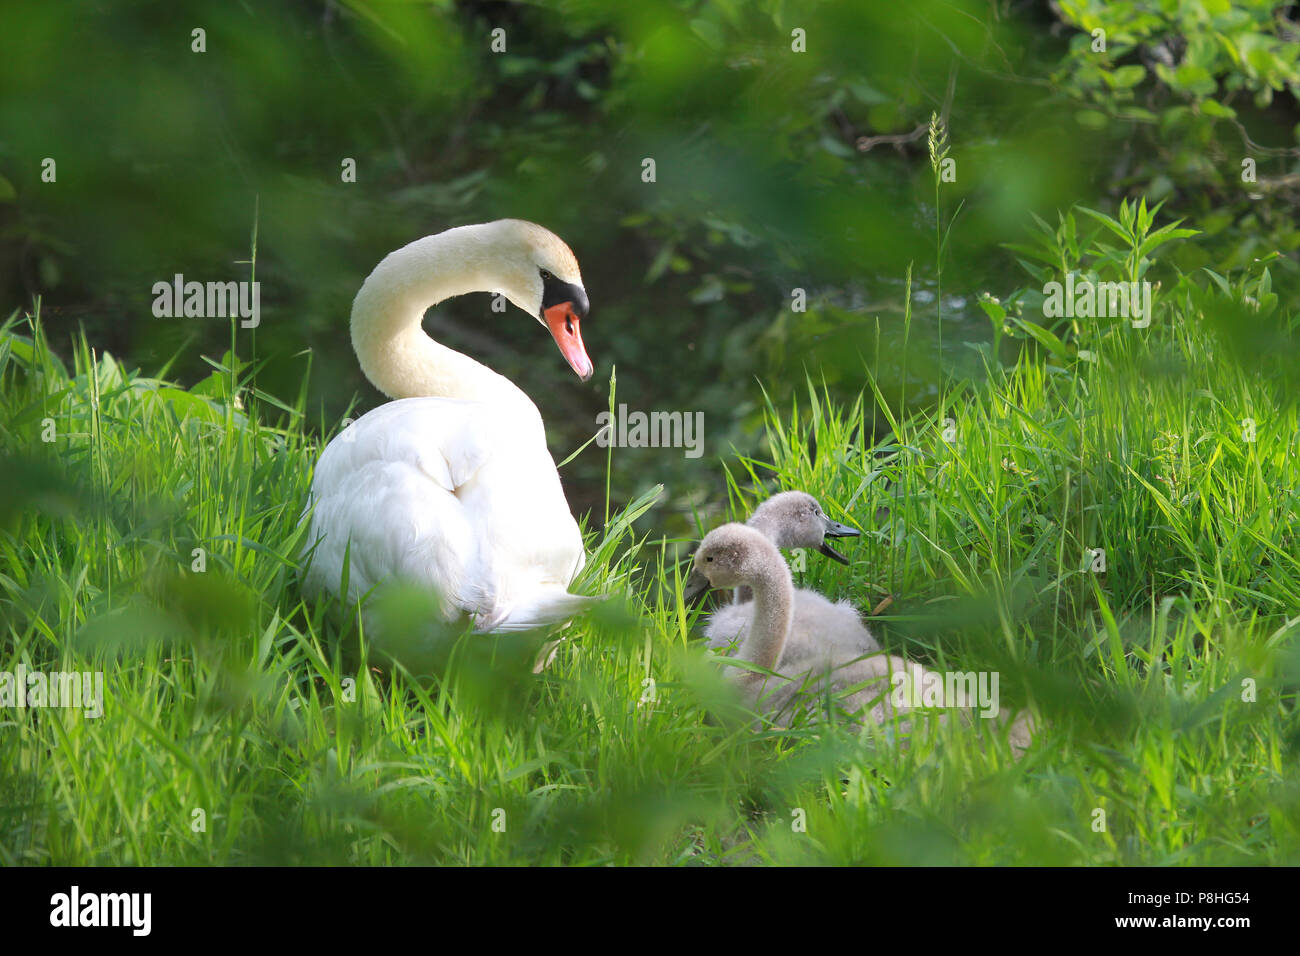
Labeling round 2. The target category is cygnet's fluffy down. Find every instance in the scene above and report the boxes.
[704,589,881,673]
[694,523,1036,754]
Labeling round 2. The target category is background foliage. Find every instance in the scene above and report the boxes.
[3,0,1295,527]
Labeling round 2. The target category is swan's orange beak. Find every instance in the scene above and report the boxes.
[544,302,593,381]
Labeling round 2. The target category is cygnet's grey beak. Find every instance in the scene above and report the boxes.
[683,566,711,602]
[817,518,860,565]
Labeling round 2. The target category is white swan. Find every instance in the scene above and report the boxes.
[302,220,597,633]
[694,524,1035,753]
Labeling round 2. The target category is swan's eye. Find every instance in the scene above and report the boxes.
[539,269,553,281]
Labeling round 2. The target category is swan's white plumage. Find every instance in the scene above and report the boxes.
[300,220,595,634]
[303,396,587,631]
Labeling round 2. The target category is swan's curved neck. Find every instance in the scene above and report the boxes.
[349,225,530,405]
[739,556,794,675]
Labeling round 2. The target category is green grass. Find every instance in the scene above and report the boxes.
[2,209,1299,863]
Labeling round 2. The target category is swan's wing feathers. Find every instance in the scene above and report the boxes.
[302,454,476,612]
[304,396,584,630]
[413,401,521,493]
[339,398,515,494]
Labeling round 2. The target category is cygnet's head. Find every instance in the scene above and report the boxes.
[693,523,782,590]
[749,491,860,562]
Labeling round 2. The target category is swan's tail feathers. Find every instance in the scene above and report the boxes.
[475,590,606,633]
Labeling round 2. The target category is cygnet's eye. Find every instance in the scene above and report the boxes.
[705,555,714,562]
